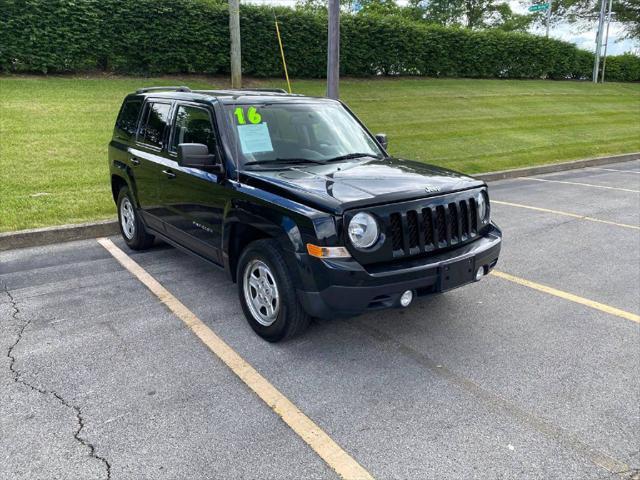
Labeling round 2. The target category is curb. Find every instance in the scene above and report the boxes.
[0,219,119,252]
[474,152,639,182]
[1,152,638,252]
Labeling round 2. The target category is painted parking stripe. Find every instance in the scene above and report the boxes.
[588,167,640,174]
[491,270,640,324]
[517,176,640,193]
[97,238,374,480]
[354,321,632,477]
[492,200,640,231]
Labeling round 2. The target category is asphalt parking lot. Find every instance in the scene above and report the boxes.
[1,160,639,480]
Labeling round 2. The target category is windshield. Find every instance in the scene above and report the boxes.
[223,102,384,167]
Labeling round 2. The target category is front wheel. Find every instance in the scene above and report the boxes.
[116,187,155,250]
[237,240,310,342]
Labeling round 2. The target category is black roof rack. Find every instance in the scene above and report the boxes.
[243,88,288,93]
[136,86,192,94]
[193,88,289,95]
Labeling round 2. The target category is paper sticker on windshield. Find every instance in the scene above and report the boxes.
[237,123,273,153]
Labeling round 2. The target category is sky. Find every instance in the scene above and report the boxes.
[244,0,638,55]
[508,1,638,55]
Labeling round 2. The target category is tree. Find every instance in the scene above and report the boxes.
[610,0,639,39]
[296,0,359,13]
[527,0,639,40]
[492,3,535,31]
[356,0,401,16]
[406,0,532,30]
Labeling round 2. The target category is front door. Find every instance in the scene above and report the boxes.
[156,103,226,264]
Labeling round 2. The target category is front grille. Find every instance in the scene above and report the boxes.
[407,210,419,248]
[421,208,434,245]
[435,206,446,244]
[386,193,480,258]
[389,213,403,251]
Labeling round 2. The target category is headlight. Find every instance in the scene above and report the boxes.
[477,191,489,224]
[348,212,379,249]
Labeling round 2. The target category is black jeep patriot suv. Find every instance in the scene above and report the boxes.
[109,86,502,341]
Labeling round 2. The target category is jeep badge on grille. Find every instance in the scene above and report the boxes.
[425,185,441,193]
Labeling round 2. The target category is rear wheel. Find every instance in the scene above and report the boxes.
[237,239,310,342]
[117,187,154,250]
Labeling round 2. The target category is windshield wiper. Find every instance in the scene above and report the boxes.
[323,153,382,163]
[244,158,325,167]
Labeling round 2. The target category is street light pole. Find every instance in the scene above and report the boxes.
[592,0,606,83]
[229,0,242,88]
[326,0,340,99]
[600,0,613,83]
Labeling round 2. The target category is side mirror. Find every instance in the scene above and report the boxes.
[177,143,221,172]
[375,133,388,150]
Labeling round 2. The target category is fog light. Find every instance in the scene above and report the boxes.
[475,266,486,281]
[400,290,413,307]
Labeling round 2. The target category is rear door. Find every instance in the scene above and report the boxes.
[155,102,226,264]
[129,100,173,232]
[109,96,143,182]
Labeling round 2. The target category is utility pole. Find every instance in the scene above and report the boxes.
[545,0,553,38]
[326,0,340,99]
[229,0,242,88]
[592,0,607,83]
[600,0,613,83]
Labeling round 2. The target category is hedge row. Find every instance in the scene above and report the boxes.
[1,0,639,81]
[603,53,640,82]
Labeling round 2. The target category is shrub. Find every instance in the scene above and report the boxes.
[604,53,640,82]
[1,0,638,81]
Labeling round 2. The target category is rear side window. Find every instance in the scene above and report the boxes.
[114,100,142,140]
[172,105,217,153]
[138,102,172,149]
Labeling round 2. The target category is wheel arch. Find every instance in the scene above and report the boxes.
[111,173,131,204]
[223,209,308,284]
[226,223,273,283]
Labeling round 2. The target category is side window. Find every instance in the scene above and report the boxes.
[114,100,142,140]
[172,105,217,153]
[138,102,171,149]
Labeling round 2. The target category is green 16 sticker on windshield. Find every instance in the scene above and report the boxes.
[234,106,262,125]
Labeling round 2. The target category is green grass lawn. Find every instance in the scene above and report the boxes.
[1,75,639,232]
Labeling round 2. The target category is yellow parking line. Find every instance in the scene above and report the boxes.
[97,238,374,480]
[492,200,640,230]
[519,176,640,193]
[491,270,640,324]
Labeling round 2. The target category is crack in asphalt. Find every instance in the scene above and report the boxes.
[2,282,112,480]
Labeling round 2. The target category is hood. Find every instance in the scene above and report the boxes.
[239,157,484,214]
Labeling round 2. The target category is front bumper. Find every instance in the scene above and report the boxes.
[296,223,502,319]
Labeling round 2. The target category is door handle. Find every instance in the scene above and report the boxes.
[129,156,140,166]
[162,169,176,179]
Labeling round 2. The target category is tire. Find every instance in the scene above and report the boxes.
[116,187,155,250]
[237,239,311,342]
